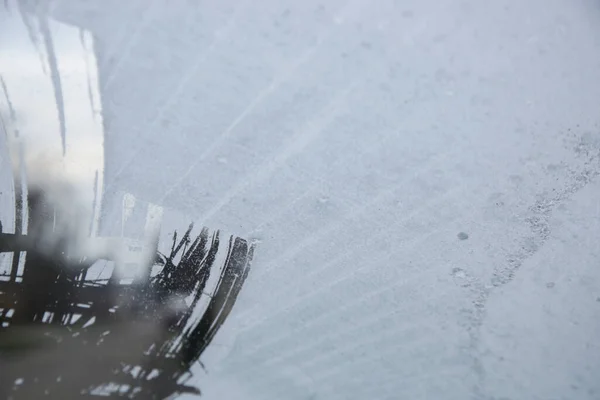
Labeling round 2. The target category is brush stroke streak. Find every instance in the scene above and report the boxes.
[0,213,255,398]
[37,16,67,157]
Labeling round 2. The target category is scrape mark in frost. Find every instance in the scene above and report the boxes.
[197,84,356,223]
[80,28,98,121]
[454,128,600,399]
[88,170,99,237]
[16,3,49,76]
[38,17,67,156]
[0,76,18,137]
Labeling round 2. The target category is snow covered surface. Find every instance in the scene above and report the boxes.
[2,0,600,398]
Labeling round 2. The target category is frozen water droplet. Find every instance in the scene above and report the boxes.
[451,267,466,278]
[457,232,469,240]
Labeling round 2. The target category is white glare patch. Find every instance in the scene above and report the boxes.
[129,365,142,379]
[42,311,54,323]
[70,313,82,324]
[146,369,160,380]
[82,316,96,329]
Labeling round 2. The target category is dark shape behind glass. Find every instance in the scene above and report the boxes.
[0,183,255,399]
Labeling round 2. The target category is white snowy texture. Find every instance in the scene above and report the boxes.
[1,0,600,399]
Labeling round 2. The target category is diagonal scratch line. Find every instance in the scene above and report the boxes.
[247,276,433,372]
[101,0,159,92]
[245,183,323,237]
[0,76,18,130]
[80,30,99,122]
[243,173,462,305]
[157,0,365,203]
[16,1,49,76]
[158,44,328,204]
[240,235,451,362]
[108,0,361,196]
[311,334,448,386]
[237,187,462,331]
[235,146,467,325]
[38,17,66,156]
[253,145,457,280]
[145,0,249,134]
[243,131,414,238]
[195,84,357,223]
[103,2,247,193]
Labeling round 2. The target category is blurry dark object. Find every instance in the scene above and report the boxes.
[0,186,254,399]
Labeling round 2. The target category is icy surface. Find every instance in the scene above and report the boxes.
[2,0,600,398]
